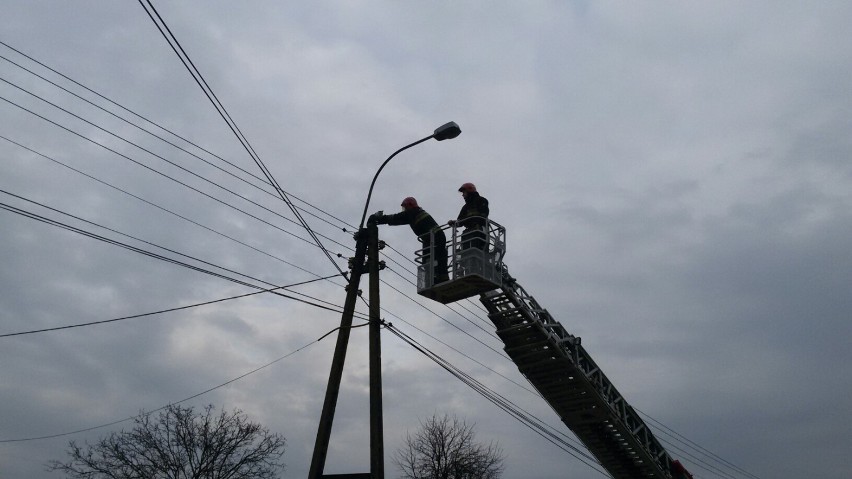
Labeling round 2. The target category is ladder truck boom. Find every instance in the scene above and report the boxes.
[416,219,693,479]
[480,274,691,479]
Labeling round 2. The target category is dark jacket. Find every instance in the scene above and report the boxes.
[382,207,441,241]
[457,191,489,229]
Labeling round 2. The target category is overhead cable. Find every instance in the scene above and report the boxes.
[0,319,362,443]
[0,94,349,256]
[137,0,345,277]
[379,275,504,355]
[383,265,500,337]
[0,34,732,477]
[0,134,344,282]
[638,409,761,479]
[0,197,359,318]
[0,83,352,255]
[385,323,612,478]
[378,307,539,397]
[1,26,533,402]
[0,275,337,339]
[0,46,351,233]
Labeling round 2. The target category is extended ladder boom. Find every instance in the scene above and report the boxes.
[479,270,691,479]
[413,219,692,478]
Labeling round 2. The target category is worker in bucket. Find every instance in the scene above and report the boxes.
[369,197,450,284]
[451,182,489,251]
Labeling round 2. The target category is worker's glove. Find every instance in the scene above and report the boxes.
[368,211,386,225]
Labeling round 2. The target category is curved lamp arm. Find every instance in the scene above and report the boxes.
[358,121,461,229]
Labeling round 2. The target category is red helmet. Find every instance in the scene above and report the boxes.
[458,182,477,193]
[401,197,419,209]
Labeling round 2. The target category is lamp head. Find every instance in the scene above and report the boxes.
[433,121,461,141]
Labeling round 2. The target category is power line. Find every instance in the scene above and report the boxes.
[654,435,740,479]
[2,131,510,397]
[0,81,354,256]
[0,44,353,233]
[2,117,729,478]
[383,265,500,338]
[385,322,613,478]
[0,195,355,317]
[5,190,732,476]
[0,94,351,258]
[0,275,337,339]
[379,275,505,357]
[0,320,363,443]
[638,409,761,479]
[4,61,487,356]
[20,114,501,358]
[380,239,493,325]
[1,188,301,292]
[138,0,345,278]
[1,36,738,479]
[0,134,345,283]
[2,192,547,461]
[3,40,506,356]
[378,309,537,397]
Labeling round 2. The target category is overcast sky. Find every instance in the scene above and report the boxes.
[2,2,851,478]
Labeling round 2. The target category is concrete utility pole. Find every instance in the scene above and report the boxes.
[307,226,369,479]
[307,122,461,479]
[367,222,384,478]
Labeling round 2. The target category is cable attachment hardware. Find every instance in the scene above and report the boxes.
[344,283,363,296]
[378,260,386,271]
[378,240,386,250]
[347,257,368,274]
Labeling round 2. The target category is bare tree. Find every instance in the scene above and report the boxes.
[394,413,505,479]
[48,404,285,479]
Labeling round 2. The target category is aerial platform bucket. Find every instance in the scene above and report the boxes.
[416,218,505,304]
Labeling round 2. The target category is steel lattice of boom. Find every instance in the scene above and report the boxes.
[417,219,694,479]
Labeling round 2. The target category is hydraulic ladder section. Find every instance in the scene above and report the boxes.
[479,272,689,479]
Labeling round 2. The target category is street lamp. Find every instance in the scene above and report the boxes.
[359,121,461,229]
[309,122,462,479]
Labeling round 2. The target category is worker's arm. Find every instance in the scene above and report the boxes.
[381,209,415,226]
